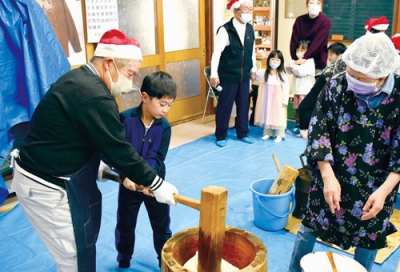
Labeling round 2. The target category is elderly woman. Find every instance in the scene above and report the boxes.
[288,33,400,272]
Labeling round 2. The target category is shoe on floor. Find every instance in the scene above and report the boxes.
[291,127,300,134]
[261,134,271,140]
[118,260,130,268]
[216,140,227,147]
[240,137,254,144]
[296,133,303,138]
[274,136,282,143]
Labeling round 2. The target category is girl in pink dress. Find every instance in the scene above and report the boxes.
[254,50,289,143]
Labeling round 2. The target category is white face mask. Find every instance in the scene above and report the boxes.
[308,4,321,17]
[296,52,304,59]
[269,62,280,69]
[108,62,133,98]
[240,13,252,24]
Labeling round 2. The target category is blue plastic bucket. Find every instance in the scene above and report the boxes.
[250,178,296,231]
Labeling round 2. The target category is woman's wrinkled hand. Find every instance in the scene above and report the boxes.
[361,189,386,221]
[322,175,341,214]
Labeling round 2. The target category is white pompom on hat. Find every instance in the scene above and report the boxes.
[226,0,250,11]
[94,29,142,61]
[370,16,389,31]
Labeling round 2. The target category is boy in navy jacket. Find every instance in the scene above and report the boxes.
[115,71,177,268]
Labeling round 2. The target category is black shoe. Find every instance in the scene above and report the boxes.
[118,260,130,268]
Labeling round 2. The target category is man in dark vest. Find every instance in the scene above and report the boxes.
[210,0,256,147]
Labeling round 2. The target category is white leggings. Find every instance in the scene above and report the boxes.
[12,163,78,272]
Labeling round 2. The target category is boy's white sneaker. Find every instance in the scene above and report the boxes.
[274,136,282,143]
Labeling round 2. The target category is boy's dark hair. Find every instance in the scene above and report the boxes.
[296,40,311,50]
[265,50,286,83]
[141,71,177,99]
[328,42,347,55]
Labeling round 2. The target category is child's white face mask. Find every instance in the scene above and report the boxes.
[269,62,280,69]
[296,52,305,59]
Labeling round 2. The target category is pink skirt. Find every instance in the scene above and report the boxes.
[254,83,287,130]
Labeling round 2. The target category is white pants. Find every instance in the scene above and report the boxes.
[12,163,78,272]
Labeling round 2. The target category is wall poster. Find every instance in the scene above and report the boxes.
[85,0,119,43]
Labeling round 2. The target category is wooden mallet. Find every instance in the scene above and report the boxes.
[268,153,299,195]
[102,171,228,272]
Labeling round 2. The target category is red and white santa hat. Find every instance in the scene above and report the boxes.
[94,29,142,60]
[226,0,248,11]
[364,18,375,30]
[369,16,389,31]
[392,33,400,52]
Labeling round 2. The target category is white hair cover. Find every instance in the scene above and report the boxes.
[342,32,400,78]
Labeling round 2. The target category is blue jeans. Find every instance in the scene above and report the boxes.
[288,224,378,272]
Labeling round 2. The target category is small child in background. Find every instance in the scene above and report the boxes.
[286,40,315,138]
[115,71,177,268]
[298,42,347,132]
[327,42,347,66]
[254,50,289,143]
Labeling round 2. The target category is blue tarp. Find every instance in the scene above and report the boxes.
[1,126,399,271]
[0,0,71,204]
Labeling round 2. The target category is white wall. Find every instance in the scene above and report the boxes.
[276,1,297,90]
[213,0,233,42]
[276,1,295,66]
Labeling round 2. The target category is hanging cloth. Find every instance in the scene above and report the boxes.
[0,0,70,205]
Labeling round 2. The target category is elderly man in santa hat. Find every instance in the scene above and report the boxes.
[210,0,257,147]
[11,29,178,272]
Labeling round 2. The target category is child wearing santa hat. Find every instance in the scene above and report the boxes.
[364,16,389,34]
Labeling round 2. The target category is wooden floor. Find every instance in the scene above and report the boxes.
[169,115,216,148]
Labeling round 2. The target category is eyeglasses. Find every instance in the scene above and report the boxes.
[239,7,253,13]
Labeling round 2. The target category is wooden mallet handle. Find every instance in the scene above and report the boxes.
[272,153,281,172]
[102,171,200,209]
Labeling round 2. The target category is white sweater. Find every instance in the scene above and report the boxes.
[286,58,315,95]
